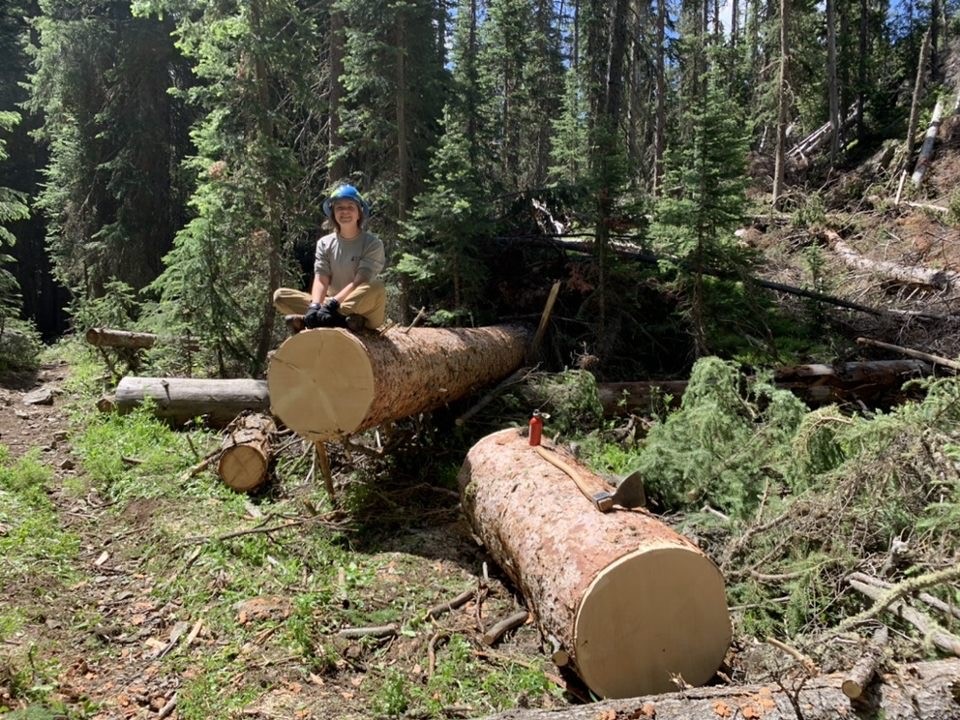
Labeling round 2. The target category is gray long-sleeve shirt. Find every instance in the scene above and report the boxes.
[314,230,386,293]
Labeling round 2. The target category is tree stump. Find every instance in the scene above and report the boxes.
[217,413,275,492]
[267,325,531,441]
[458,429,731,699]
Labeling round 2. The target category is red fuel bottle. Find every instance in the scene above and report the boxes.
[528,411,543,446]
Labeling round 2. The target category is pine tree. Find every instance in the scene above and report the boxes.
[651,50,751,356]
[477,0,563,192]
[25,0,191,300]
[144,0,328,375]
[396,0,490,318]
[336,0,446,223]
[0,112,28,320]
[0,111,39,368]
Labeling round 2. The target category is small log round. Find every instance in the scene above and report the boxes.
[267,325,530,441]
[459,429,731,699]
[217,413,276,492]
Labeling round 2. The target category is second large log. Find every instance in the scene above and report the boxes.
[267,325,531,441]
[459,429,731,699]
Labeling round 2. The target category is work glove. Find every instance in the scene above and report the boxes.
[321,297,347,327]
[304,302,325,329]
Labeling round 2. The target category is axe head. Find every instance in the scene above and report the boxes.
[609,470,646,508]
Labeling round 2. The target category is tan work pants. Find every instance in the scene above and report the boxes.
[272,279,386,329]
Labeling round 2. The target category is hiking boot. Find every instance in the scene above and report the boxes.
[284,314,305,334]
[345,314,366,332]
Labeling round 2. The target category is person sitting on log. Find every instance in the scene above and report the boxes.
[274,184,386,332]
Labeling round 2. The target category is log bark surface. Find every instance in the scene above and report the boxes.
[113,377,270,427]
[217,413,275,492]
[459,429,730,699]
[86,327,199,351]
[268,325,531,441]
[476,659,960,720]
[833,239,949,289]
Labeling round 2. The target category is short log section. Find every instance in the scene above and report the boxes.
[267,325,531,441]
[113,377,270,427]
[217,413,275,492]
[458,429,731,699]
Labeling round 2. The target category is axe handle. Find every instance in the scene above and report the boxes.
[534,446,613,512]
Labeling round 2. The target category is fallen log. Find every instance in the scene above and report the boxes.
[857,336,960,372]
[111,377,270,427]
[85,327,199,352]
[217,413,275,492]
[597,360,930,415]
[268,324,531,441]
[458,429,731,699]
[833,239,950,289]
[477,659,960,720]
[911,99,944,186]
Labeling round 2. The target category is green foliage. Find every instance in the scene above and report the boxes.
[398,105,490,313]
[0,110,37,372]
[651,50,753,355]
[520,370,604,439]
[632,358,807,516]
[25,2,190,298]
[792,193,827,229]
[143,0,329,375]
[69,279,139,332]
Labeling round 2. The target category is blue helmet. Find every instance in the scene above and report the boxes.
[322,184,371,219]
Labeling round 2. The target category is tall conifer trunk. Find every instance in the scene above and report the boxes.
[250,0,280,372]
[654,0,666,196]
[328,2,346,183]
[772,0,789,208]
[396,8,409,221]
[827,0,839,165]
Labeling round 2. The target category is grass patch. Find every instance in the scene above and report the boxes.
[0,447,79,587]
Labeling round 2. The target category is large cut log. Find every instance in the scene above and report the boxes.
[598,360,930,415]
[477,659,960,720]
[217,413,275,492]
[268,325,531,441]
[112,377,270,427]
[458,429,731,699]
[86,327,199,351]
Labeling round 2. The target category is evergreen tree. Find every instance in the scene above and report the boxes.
[477,0,564,191]
[25,0,191,300]
[144,0,329,375]
[396,0,490,319]
[336,0,447,223]
[0,112,29,322]
[651,51,751,356]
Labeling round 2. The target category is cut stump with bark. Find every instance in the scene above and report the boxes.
[267,325,531,441]
[112,377,270,427]
[458,429,731,699]
[217,413,275,492]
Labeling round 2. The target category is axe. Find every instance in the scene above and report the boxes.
[534,446,645,513]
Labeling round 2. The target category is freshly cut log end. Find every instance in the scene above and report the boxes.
[217,445,268,492]
[459,429,731,699]
[575,544,730,698]
[217,413,276,492]
[267,330,374,440]
[268,325,531,441]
